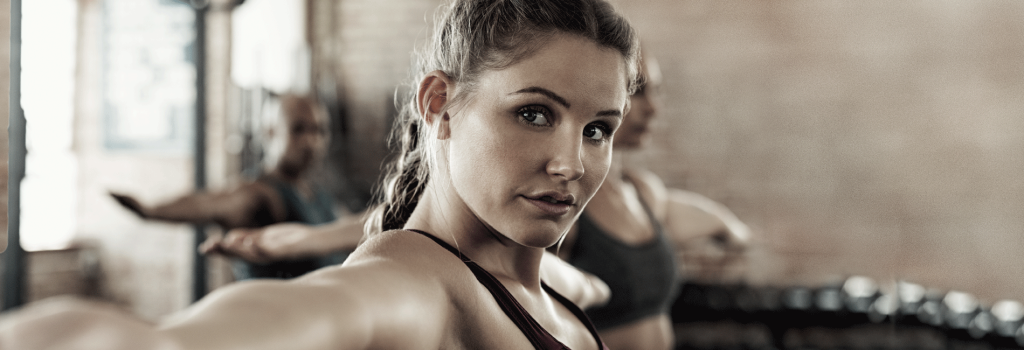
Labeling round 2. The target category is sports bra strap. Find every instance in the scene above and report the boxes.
[408,229,467,261]
[407,229,607,350]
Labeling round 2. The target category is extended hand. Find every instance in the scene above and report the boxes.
[201,223,317,264]
[200,228,274,264]
[109,192,148,218]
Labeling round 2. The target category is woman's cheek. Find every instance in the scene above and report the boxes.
[584,146,612,190]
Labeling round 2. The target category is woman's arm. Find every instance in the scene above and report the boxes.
[663,188,751,282]
[624,169,751,281]
[540,251,611,309]
[0,261,447,350]
[664,188,750,247]
[200,212,368,263]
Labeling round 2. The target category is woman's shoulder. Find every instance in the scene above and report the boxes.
[275,230,465,348]
[350,229,458,260]
[623,168,669,219]
[314,229,470,290]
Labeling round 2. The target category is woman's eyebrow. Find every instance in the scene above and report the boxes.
[512,87,570,108]
[596,110,622,119]
[512,86,622,119]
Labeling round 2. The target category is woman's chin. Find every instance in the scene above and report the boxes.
[506,228,566,249]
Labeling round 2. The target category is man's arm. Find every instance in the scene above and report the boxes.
[200,212,368,263]
[110,183,286,229]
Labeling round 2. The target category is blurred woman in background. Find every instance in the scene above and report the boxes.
[552,49,751,350]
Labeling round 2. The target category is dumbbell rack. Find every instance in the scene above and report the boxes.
[671,278,1024,350]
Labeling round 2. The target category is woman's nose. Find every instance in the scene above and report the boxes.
[545,135,585,181]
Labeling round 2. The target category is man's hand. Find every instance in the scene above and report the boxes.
[200,227,275,264]
[110,192,148,218]
[201,223,316,263]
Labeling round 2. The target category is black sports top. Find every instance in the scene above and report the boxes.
[567,187,679,330]
[409,229,609,350]
[234,178,346,280]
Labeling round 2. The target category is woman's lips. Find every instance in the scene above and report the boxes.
[523,196,572,216]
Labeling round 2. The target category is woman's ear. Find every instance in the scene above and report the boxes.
[417,70,453,140]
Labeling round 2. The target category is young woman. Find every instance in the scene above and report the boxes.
[554,50,751,350]
[0,0,640,349]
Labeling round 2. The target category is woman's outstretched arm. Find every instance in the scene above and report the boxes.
[0,259,447,350]
[663,188,751,282]
[624,169,751,281]
[664,188,750,248]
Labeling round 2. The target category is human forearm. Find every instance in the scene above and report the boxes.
[287,215,366,256]
[665,188,749,246]
[210,214,367,262]
[110,191,221,225]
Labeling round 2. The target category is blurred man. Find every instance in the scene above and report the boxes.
[111,94,342,279]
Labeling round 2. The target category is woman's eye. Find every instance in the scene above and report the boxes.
[583,124,608,141]
[518,106,550,126]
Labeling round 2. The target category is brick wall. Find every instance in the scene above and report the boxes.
[611,0,1024,302]
[315,0,1024,303]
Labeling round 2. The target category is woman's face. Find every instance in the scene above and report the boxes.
[613,55,662,149]
[444,33,629,248]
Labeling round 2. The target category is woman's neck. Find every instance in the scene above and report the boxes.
[404,180,546,290]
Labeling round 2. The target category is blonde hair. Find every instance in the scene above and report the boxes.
[365,0,642,234]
